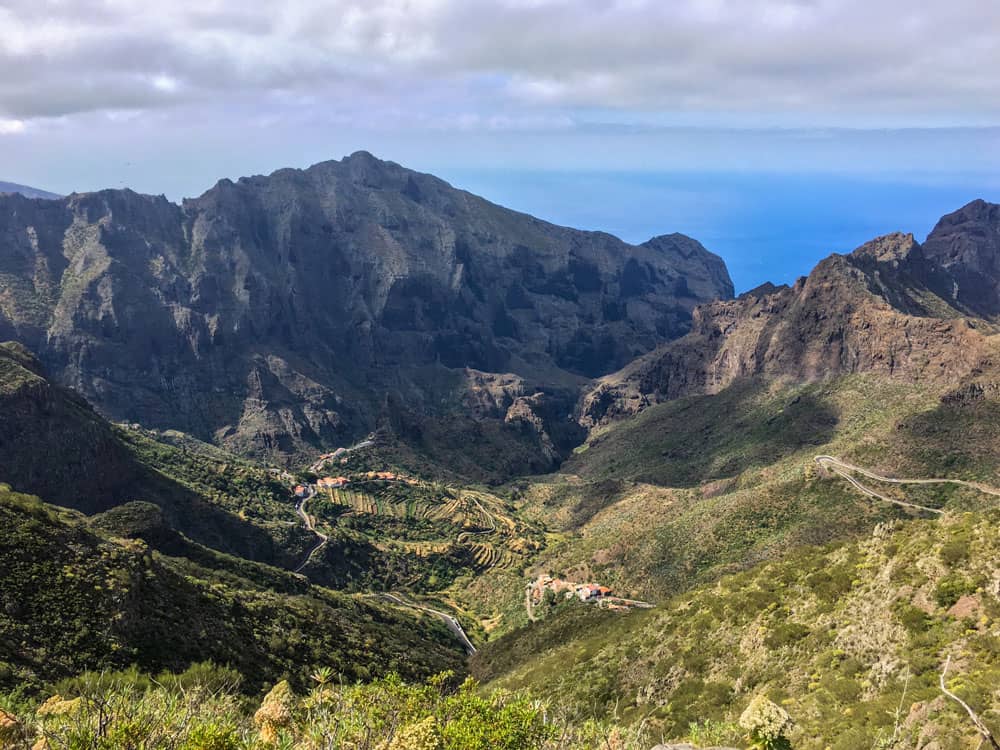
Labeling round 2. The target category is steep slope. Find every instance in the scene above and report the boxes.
[473,511,1000,749]
[581,220,999,427]
[0,153,732,464]
[485,371,1000,619]
[0,484,466,692]
[0,341,308,565]
[455,203,1000,636]
[922,198,1000,319]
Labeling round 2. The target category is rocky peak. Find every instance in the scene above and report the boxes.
[0,153,734,463]
[850,232,920,264]
[922,199,1000,318]
[580,201,1000,427]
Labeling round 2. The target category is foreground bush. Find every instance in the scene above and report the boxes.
[0,666,658,749]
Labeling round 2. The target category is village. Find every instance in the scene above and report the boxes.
[292,437,425,498]
[527,574,653,613]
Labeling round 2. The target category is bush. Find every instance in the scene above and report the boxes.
[934,574,975,609]
[896,604,931,634]
[939,539,970,567]
[765,622,811,649]
[687,718,742,746]
[739,696,794,750]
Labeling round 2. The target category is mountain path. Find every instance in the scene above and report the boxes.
[815,455,1000,515]
[373,592,477,655]
[293,486,329,573]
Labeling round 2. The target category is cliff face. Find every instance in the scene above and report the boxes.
[921,199,1000,319]
[0,152,733,461]
[581,212,1000,426]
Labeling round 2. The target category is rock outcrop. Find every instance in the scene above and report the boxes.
[0,152,733,462]
[581,206,1000,426]
[921,198,1000,318]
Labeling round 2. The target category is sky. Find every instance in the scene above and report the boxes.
[1,0,999,290]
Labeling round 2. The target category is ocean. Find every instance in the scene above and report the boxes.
[439,169,1000,293]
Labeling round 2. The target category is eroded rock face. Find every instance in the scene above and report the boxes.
[581,209,1000,427]
[922,199,1000,318]
[0,152,733,461]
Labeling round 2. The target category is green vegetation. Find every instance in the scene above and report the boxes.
[0,666,655,749]
[0,484,465,693]
[117,428,290,524]
[499,374,999,616]
[5,333,1000,749]
[563,379,840,489]
[473,511,1000,748]
[0,342,307,567]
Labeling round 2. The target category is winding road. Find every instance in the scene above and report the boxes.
[309,438,375,473]
[375,592,477,655]
[524,585,538,622]
[293,486,329,573]
[815,455,1000,515]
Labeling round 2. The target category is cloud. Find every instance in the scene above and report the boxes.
[0,119,25,134]
[0,0,997,127]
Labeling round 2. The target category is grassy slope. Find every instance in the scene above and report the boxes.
[0,342,314,567]
[464,370,1000,748]
[0,484,466,694]
[489,374,1000,610]
[472,510,1000,750]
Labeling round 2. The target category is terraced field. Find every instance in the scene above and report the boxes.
[311,469,534,579]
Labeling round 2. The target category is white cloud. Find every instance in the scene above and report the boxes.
[0,119,25,134]
[0,0,996,127]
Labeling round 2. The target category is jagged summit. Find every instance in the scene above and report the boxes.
[580,200,1000,426]
[0,153,733,462]
[922,198,1000,317]
[849,231,920,263]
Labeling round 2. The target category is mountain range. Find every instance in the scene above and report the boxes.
[1,154,999,748]
[0,152,731,466]
[582,201,1000,426]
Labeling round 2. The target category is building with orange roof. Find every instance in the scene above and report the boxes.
[317,477,349,490]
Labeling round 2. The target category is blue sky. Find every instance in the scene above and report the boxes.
[1,1,998,291]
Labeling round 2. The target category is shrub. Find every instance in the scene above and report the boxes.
[687,718,742,746]
[934,574,975,609]
[939,539,970,567]
[739,695,793,750]
[765,622,811,649]
[896,604,931,634]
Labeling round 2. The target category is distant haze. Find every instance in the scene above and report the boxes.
[0,181,60,200]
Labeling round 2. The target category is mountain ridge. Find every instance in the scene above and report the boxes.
[0,152,733,465]
[580,203,1000,427]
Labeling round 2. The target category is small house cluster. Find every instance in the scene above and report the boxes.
[530,574,612,604]
[317,476,350,490]
[360,471,420,485]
